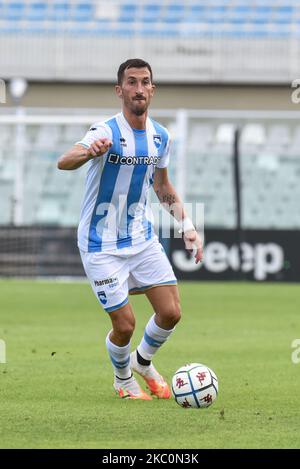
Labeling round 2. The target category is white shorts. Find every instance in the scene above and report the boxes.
[80,238,177,313]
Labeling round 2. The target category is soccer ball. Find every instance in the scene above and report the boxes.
[171,363,218,409]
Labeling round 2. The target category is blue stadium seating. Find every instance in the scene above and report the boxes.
[119,3,137,22]
[26,3,47,21]
[141,5,161,23]
[4,2,25,21]
[48,3,70,22]
[0,1,298,38]
[71,4,93,22]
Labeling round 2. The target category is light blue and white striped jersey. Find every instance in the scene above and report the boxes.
[76,112,170,253]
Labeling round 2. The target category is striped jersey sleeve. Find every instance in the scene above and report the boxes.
[76,123,112,149]
[156,131,171,168]
[150,120,171,169]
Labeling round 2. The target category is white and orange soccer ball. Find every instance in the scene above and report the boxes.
[171,363,218,409]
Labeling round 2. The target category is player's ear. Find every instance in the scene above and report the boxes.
[115,85,122,99]
[150,83,156,96]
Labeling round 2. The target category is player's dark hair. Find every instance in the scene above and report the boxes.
[117,58,153,85]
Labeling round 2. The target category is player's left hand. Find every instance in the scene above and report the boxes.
[183,230,203,264]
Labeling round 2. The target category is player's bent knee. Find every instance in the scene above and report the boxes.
[171,303,181,325]
[110,303,135,339]
[112,316,135,340]
[159,303,181,327]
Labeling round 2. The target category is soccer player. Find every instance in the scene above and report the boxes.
[57,58,202,400]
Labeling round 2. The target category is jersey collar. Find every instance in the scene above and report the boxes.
[119,111,150,134]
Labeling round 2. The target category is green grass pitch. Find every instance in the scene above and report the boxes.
[0,280,300,449]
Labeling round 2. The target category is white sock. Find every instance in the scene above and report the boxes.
[105,331,132,380]
[137,314,175,362]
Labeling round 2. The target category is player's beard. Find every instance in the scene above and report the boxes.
[131,99,148,116]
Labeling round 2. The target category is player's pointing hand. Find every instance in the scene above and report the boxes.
[87,138,112,158]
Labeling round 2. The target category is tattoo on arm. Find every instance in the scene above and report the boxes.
[155,190,176,215]
[163,193,176,205]
[155,190,175,204]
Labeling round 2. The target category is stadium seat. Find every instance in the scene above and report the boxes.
[215,124,236,144]
[163,4,185,23]
[71,4,93,22]
[204,5,227,23]
[48,2,70,22]
[26,3,47,21]
[3,2,25,21]
[227,5,252,22]
[119,3,138,22]
[241,124,266,145]
[140,4,161,23]
[185,5,207,24]
[253,6,273,24]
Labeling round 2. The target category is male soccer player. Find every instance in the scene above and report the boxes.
[57,58,202,400]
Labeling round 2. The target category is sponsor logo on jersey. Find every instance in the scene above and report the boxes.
[108,153,159,165]
[120,137,127,147]
[89,127,97,131]
[153,134,162,148]
[97,291,107,305]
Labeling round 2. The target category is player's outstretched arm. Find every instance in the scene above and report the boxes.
[153,167,203,264]
[57,138,112,170]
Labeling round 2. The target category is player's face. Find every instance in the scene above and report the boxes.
[116,67,155,116]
